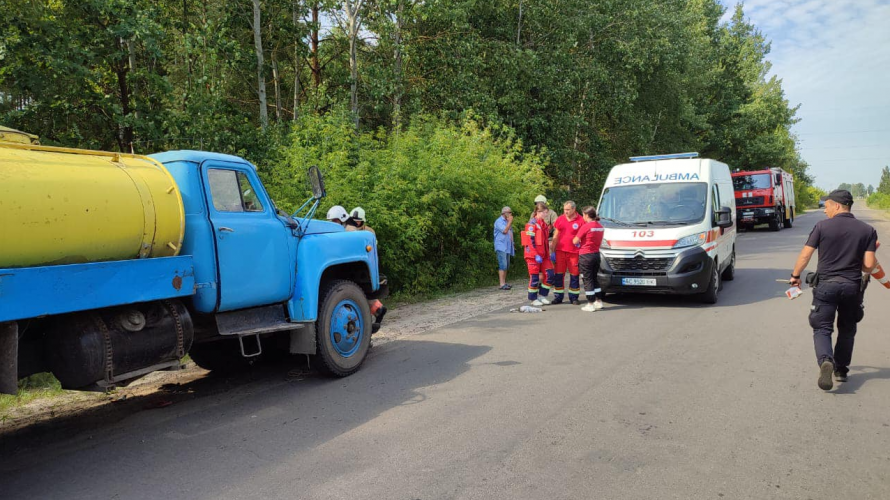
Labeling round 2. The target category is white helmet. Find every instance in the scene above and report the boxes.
[326,205,349,222]
[350,207,366,221]
[534,194,547,204]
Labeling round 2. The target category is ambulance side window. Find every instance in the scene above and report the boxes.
[711,185,720,221]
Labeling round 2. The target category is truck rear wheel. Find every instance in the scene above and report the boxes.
[189,340,253,373]
[315,280,372,377]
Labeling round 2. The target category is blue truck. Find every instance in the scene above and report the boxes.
[0,141,387,394]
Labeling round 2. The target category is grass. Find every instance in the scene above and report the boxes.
[0,372,66,420]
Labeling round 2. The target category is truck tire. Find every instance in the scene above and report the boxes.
[784,208,793,228]
[699,261,720,304]
[769,213,780,232]
[721,248,736,282]
[189,340,253,373]
[315,280,372,377]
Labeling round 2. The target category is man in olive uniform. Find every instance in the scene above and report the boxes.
[790,190,877,391]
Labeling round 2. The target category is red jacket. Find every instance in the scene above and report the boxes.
[521,218,550,259]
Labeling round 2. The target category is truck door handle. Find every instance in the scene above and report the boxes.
[219,227,235,233]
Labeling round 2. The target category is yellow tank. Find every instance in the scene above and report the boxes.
[0,141,185,268]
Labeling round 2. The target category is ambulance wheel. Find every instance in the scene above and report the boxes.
[721,248,736,282]
[315,279,372,377]
[700,262,720,304]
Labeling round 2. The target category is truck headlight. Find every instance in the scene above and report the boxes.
[763,208,775,214]
[673,232,707,249]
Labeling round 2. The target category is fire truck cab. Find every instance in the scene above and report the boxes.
[731,168,795,231]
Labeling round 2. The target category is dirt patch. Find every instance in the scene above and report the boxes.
[0,285,526,441]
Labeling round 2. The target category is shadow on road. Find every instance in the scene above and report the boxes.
[0,338,491,495]
[832,365,890,395]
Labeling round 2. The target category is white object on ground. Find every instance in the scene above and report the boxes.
[510,305,543,313]
[581,303,597,312]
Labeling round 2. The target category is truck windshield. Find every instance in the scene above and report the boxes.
[732,173,771,191]
[598,182,708,227]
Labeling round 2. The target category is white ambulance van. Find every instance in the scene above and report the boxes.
[595,152,736,303]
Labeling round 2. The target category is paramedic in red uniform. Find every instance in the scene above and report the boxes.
[573,206,606,312]
[550,201,583,305]
[523,204,555,306]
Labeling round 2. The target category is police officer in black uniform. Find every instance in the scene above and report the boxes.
[789,189,878,391]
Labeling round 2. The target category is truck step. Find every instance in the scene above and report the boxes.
[215,304,306,337]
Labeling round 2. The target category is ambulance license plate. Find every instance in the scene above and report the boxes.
[622,278,657,286]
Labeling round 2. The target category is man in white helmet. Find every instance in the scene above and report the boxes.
[346,207,375,234]
[326,205,350,226]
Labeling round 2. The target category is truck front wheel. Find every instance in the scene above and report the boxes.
[315,280,372,377]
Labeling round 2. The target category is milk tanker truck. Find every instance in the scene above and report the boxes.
[0,128,387,394]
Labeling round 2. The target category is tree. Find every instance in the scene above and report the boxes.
[867,184,875,196]
[333,0,366,130]
[879,166,890,195]
[851,183,866,198]
[838,183,852,193]
[251,0,270,130]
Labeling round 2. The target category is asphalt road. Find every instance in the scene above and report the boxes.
[2,207,890,500]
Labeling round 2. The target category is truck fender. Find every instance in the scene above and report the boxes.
[287,231,380,322]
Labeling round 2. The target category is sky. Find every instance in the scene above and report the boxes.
[717,0,890,191]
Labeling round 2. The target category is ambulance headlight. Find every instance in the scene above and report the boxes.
[673,232,707,249]
[600,239,611,249]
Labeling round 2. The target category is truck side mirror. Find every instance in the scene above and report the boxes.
[716,206,733,229]
[308,165,326,200]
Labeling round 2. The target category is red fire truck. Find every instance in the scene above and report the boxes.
[731,168,795,231]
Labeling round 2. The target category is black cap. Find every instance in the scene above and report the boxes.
[827,189,854,207]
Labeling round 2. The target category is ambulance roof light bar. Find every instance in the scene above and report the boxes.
[629,152,699,162]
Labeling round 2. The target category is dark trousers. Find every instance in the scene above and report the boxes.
[809,280,864,374]
[579,252,602,303]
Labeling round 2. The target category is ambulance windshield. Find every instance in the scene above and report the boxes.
[732,173,771,191]
[598,182,708,227]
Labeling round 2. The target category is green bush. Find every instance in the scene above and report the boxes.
[798,185,826,209]
[867,192,890,210]
[264,111,549,295]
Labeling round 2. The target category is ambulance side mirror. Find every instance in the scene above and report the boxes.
[716,206,733,229]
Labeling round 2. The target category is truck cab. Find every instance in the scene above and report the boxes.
[153,151,386,376]
[0,143,385,394]
[732,168,795,231]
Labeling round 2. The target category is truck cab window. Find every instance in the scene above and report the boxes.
[238,173,264,212]
[208,169,264,213]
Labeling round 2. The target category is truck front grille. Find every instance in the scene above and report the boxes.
[737,196,765,206]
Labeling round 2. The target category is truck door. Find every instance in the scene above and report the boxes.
[202,162,293,311]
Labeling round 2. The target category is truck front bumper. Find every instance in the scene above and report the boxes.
[737,207,778,226]
[597,246,714,295]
